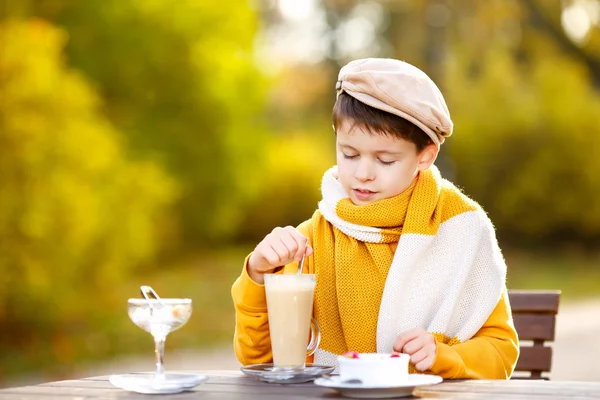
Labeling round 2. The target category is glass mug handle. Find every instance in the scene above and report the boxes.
[306,317,321,357]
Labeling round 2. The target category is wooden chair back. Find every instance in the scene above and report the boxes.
[508,289,561,379]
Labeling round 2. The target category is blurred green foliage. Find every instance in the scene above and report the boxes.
[438,0,600,248]
[19,0,273,246]
[237,133,335,239]
[0,18,178,380]
[0,0,280,383]
[447,47,600,247]
[1,0,600,386]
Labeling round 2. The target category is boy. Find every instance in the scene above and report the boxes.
[231,58,519,379]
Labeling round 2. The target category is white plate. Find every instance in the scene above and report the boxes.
[109,372,208,394]
[313,374,442,399]
[241,363,334,384]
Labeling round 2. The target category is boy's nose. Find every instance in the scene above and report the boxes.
[354,160,375,181]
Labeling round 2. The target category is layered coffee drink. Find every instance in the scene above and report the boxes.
[264,274,319,369]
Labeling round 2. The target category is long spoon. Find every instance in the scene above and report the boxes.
[140,285,163,315]
[140,285,162,301]
[296,237,309,275]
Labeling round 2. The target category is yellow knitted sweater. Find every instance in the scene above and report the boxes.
[232,166,519,379]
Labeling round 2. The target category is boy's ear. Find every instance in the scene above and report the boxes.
[417,143,439,171]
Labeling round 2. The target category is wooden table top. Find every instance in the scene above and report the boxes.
[1,370,599,399]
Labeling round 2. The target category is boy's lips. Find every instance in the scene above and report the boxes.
[353,188,377,201]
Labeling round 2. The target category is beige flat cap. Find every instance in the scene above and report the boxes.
[336,58,453,146]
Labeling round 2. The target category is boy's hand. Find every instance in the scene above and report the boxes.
[392,328,437,372]
[247,226,313,284]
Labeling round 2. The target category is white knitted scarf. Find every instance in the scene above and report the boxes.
[315,166,506,364]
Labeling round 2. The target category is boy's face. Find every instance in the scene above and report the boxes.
[336,120,438,206]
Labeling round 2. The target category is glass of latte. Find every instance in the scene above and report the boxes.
[264,273,320,370]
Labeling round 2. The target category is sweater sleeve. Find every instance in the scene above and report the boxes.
[428,288,519,379]
[231,219,314,366]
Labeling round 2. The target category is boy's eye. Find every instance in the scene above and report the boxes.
[343,153,358,159]
[379,159,396,165]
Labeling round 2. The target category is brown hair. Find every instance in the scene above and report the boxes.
[333,92,433,153]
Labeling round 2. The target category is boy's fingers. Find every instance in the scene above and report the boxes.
[283,225,304,241]
[292,236,310,260]
[393,338,408,353]
[401,337,423,355]
[274,226,312,261]
[287,226,307,241]
[305,245,314,257]
[261,246,282,269]
[414,355,434,372]
[268,241,290,265]
[292,236,308,261]
[412,339,436,372]
[409,347,429,367]
[393,328,423,353]
[279,234,298,261]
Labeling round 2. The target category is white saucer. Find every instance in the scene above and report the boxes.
[313,374,442,399]
[109,372,208,394]
[241,363,335,384]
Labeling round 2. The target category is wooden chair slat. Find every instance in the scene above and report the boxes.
[508,289,560,379]
[512,314,556,341]
[508,290,560,313]
[514,346,553,372]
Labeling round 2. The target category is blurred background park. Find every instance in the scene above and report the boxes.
[1,0,600,387]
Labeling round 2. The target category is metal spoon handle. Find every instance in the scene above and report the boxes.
[140,285,162,301]
[296,237,309,275]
